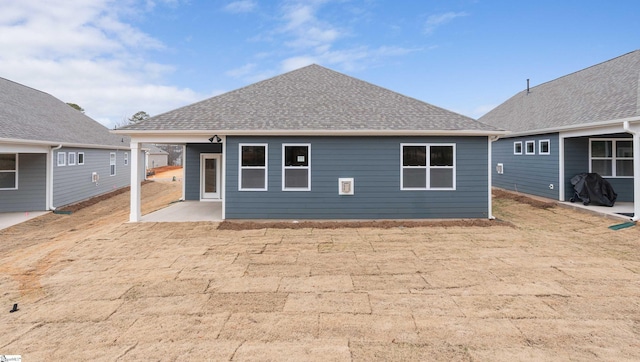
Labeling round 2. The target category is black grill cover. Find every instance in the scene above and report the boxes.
[570,173,617,207]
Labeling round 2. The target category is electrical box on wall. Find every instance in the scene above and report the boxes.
[496,163,504,174]
[339,178,354,195]
[92,172,99,183]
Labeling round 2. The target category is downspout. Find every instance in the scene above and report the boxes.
[48,144,62,210]
[488,135,500,220]
[623,121,640,221]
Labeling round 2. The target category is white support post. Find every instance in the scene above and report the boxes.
[558,135,565,201]
[623,121,640,221]
[633,131,640,221]
[130,142,141,222]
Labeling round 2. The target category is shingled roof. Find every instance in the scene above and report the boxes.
[479,50,640,134]
[120,64,501,134]
[0,77,128,148]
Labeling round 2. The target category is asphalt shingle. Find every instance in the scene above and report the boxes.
[0,77,128,148]
[121,64,501,133]
[479,50,640,133]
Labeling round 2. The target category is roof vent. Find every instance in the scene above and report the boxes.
[527,79,530,94]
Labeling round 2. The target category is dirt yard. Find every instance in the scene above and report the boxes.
[1,182,639,361]
[147,166,183,181]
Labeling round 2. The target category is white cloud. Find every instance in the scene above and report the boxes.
[225,63,257,77]
[470,104,498,118]
[229,1,422,81]
[224,0,257,13]
[0,0,203,128]
[281,56,318,72]
[424,11,468,35]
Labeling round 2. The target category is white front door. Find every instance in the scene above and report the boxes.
[201,153,221,200]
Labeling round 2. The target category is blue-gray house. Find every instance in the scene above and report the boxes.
[479,50,640,220]
[116,64,505,221]
[0,77,137,213]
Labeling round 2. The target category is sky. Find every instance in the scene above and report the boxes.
[1,0,639,129]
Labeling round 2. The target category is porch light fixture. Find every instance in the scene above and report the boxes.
[209,135,222,143]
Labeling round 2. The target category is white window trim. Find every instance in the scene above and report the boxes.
[239,143,268,191]
[513,141,522,155]
[538,140,550,155]
[68,152,76,166]
[400,143,456,191]
[525,140,535,155]
[78,152,85,165]
[124,152,129,166]
[110,152,116,176]
[0,153,18,190]
[589,138,634,178]
[282,143,311,191]
[57,152,66,166]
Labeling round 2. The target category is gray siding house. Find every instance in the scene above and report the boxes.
[479,50,640,220]
[116,65,505,221]
[0,77,137,213]
[143,144,169,170]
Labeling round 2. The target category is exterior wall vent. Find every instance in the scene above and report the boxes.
[338,178,354,195]
[496,163,504,175]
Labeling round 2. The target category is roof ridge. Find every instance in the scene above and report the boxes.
[125,64,327,129]
[526,49,640,92]
[0,76,57,98]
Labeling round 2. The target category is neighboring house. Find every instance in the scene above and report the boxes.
[479,50,640,220]
[0,77,139,213]
[143,144,169,169]
[116,64,505,221]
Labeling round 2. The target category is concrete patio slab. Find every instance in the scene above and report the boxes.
[0,211,49,230]
[140,200,222,222]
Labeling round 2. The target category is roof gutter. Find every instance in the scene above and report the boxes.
[497,116,640,138]
[0,137,130,150]
[48,144,62,211]
[112,129,508,137]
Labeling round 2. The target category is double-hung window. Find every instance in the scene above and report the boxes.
[401,144,455,190]
[110,152,116,176]
[590,139,633,177]
[0,154,18,190]
[282,144,310,191]
[239,144,267,190]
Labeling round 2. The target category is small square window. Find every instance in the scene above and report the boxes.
[78,152,85,165]
[539,140,550,155]
[513,142,522,155]
[124,152,129,166]
[57,152,66,166]
[68,152,76,166]
[525,141,535,155]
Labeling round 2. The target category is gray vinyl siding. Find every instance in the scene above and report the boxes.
[0,153,46,212]
[492,134,560,199]
[52,147,131,208]
[564,134,634,202]
[147,154,168,169]
[224,136,489,219]
[185,143,223,200]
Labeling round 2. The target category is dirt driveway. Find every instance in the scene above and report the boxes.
[1,181,639,361]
